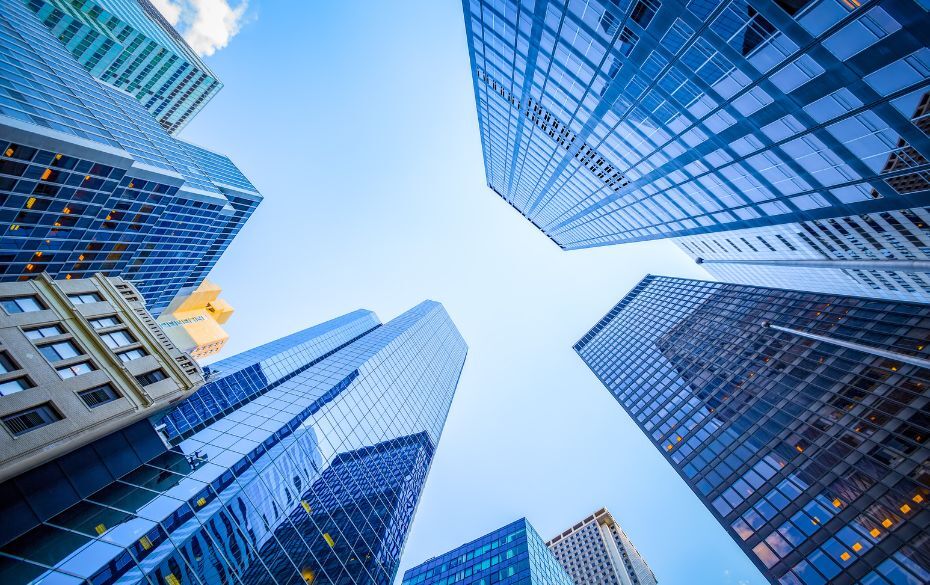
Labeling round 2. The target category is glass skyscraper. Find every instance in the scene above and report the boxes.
[460,0,930,261]
[0,0,260,315]
[0,300,467,584]
[402,518,574,585]
[575,275,930,584]
[23,0,222,134]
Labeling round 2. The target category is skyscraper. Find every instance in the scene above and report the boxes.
[674,211,930,303]
[0,300,467,585]
[575,275,930,584]
[0,0,261,315]
[546,508,657,585]
[402,518,575,585]
[23,0,222,134]
[461,0,930,259]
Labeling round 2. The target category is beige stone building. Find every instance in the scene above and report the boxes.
[0,273,203,481]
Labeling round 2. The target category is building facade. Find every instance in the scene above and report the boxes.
[0,0,261,316]
[156,280,233,360]
[673,209,930,303]
[0,300,466,585]
[461,0,930,253]
[402,518,574,585]
[0,272,202,482]
[575,275,930,584]
[546,508,657,585]
[22,0,222,134]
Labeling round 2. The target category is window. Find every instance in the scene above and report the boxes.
[0,377,31,396]
[89,316,119,329]
[39,340,81,362]
[2,403,61,435]
[101,330,134,349]
[135,369,167,386]
[68,292,103,305]
[78,384,120,408]
[24,324,65,340]
[117,348,146,362]
[57,361,95,379]
[1,296,44,314]
[0,351,18,374]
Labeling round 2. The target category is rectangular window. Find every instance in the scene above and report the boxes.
[2,403,61,435]
[117,348,146,362]
[89,316,119,329]
[0,377,31,396]
[135,369,167,386]
[0,351,18,374]
[39,340,81,362]
[68,292,103,305]
[24,324,65,340]
[1,296,44,314]
[101,330,135,349]
[78,384,120,408]
[57,361,95,379]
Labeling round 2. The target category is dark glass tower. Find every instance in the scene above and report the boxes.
[0,301,467,585]
[402,518,574,585]
[461,0,930,253]
[0,0,260,315]
[576,276,930,584]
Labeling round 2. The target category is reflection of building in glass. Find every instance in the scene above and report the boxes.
[575,275,930,584]
[403,518,574,585]
[0,300,467,585]
[0,273,202,482]
[156,280,234,360]
[0,0,261,315]
[546,508,657,585]
[462,0,930,298]
[249,433,435,585]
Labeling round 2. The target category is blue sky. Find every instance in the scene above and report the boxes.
[177,1,766,583]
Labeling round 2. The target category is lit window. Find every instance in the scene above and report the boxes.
[1,296,44,314]
[24,324,65,340]
[57,361,95,379]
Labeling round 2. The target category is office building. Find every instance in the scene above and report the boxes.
[156,280,233,360]
[0,300,466,585]
[23,0,222,134]
[575,275,930,584]
[402,518,574,585]
[546,508,657,585]
[674,210,930,303]
[0,272,202,482]
[0,0,261,316]
[461,0,930,255]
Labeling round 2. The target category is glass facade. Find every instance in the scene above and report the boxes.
[674,210,930,304]
[576,275,930,584]
[0,300,467,584]
[0,0,261,315]
[23,0,222,134]
[462,0,930,250]
[402,518,574,585]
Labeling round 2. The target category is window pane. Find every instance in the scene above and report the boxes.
[0,352,16,373]
[57,362,95,379]
[0,378,30,396]
[25,324,65,340]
